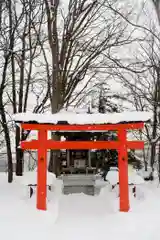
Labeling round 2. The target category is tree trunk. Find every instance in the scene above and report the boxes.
[0,105,13,182]
[150,144,157,169]
[150,103,158,179]
[48,150,60,176]
[15,127,25,176]
[48,133,61,177]
[143,147,148,171]
[46,0,61,176]
[144,160,148,172]
[158,141,160,182]
[16,149,24,176]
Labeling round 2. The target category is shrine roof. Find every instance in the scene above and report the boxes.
[13,111,152,125]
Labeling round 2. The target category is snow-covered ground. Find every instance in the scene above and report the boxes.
[0,173,160,240]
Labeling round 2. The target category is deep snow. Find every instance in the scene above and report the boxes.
[0,173,160,240]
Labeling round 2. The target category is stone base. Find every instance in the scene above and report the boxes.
[60,174,102,196]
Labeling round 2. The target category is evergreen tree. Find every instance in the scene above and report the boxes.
[96,90,118,171]
[96,89,141,173]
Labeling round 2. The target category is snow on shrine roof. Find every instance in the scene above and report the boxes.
[13,111,152,125]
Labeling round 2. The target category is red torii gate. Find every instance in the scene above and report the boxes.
[19,121,145,212]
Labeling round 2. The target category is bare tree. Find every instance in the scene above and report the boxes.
[0,0,23,182]
[0,0,51,178]
[0,0,145,179]
[103,0,160,177]
[12,0,49,175]
[43,0,135,175]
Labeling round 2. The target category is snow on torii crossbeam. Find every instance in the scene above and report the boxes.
[13,111,152,212]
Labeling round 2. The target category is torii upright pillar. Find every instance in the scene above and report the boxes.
[37,129,47,210]
[118,128,129,212]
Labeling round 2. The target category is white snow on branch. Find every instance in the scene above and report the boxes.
[151,135,160,144]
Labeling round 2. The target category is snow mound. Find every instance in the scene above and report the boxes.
[106,170,144,185]
[21,171,56,185]
[137,167,158,179]
[106,171,119,185]
[129,174,145,185]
